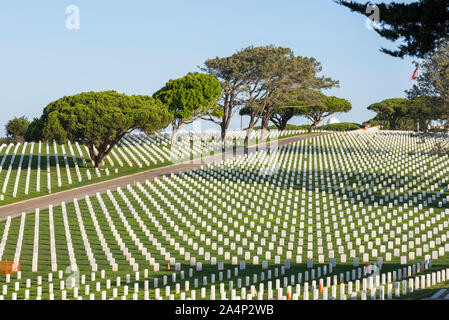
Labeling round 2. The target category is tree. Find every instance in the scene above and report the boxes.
[6,116,30,144]
[407,40,449,103]
[407,96,445,132]
[153,73,222,146]
[297,92,352,132]
[234,45,338,144]
[24,117,44,142]
[367,98,410,130]
[336,0,449,58]
[39,90,172,168]
[366,96,444,131]
[269,89,325,130]
[406,40,449,132]
[200,54,248,141]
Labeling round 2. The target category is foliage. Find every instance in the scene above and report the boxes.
[233,45,338,141]
[268,90,321,130]
[5,116,30,144]
[406,40,449,133]
[39,90,172,167]
[153,73,222,145]
[270,107,305,130]
[0,137,14,145]
[320,122,361,131]
[252,123,361,131]
[24,117,44,142]
[200,54,248,140]
[366,96,446,132]
[295,91,352,132]
[367,98,410,130]
[363,118,389,130]
[407,41,449,100]
[336,0,449,58]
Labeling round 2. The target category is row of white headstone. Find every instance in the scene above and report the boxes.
[0,130,304,200]
[1,257,447,300]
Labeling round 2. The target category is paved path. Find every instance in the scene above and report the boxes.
[0,133,322,221]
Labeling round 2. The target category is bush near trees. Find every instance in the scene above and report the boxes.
[276,124,311,131]
[0,137,13,145]
[5,116,30,144]
[36,90,172,168]
[252,122,361,132]
[153,73,222,146]
[320,122,361,131]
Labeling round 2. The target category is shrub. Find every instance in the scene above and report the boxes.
[0,137,14,145]
[319,122,362,131]
[252,124,310,131]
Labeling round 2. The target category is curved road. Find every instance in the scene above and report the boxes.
[0,133,323,221]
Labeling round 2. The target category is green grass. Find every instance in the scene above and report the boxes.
[0,131,308,206]
[0,131,448,300]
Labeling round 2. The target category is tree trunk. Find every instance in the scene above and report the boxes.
[245,113,256,147]
[94,157,104,168]
[171,130,178,147]
[221,123,227,142]
[261,113,270,140]
[279,118,289,131]
[308,120,320,133]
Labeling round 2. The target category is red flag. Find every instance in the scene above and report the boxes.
[319,283,323,293]
[409,67,419,82]
[287,292,291,300]
[341,277,344,284]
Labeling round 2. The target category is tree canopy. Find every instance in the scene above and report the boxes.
[39,90,172,167]
[6,116,30,144]
[407,40,449,103]
[153,73,222,146]
[367,98,410,130]
[232,45,338,142]
[367,96,445,132]
[336,0,449,58]
[405,40,449,131]
[407,96,445,132]
[270,107,305,131]
[24,117,44,142]
[200,54,248,141]
[296,91,352,132]
[268,89,325,130]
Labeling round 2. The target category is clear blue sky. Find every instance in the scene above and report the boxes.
[0,0,416,135]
